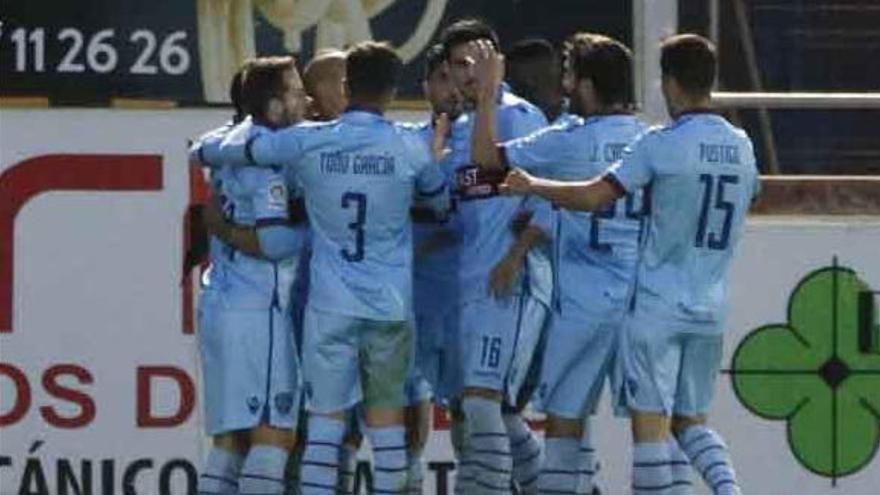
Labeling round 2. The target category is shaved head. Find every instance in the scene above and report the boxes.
[303,49,348,120]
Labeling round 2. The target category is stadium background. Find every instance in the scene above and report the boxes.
[1,1,879,493]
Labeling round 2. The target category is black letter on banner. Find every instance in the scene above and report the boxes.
[20,457,50,495]
[58,459,92,495]
[159,459,196,495]
[428,462,455,495]
[122,459,153,495]
[353,460,373,493]
[100,459,114,495]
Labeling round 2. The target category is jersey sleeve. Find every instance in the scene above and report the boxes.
[605,133,656,193]
[253,169,290,227]
[502,125,572,174]
[217,123,305,168]
[190,125,230,169]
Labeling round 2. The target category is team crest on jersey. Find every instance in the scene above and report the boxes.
[247,395,261,414]
[267,179,288,210]
[274,392,294,414]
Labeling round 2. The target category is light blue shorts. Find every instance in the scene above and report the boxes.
[620,312,723,417]
[302,307,412,414]
[456,295,548,404]
[535,309,621,419]
[198,292,302,436]
[411,303,462,405]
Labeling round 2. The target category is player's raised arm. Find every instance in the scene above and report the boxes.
[470,40,507,169]
[407,128,452,216]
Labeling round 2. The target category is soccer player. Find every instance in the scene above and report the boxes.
[406,42,464,494]
[500,34,757,495]
[303,49,348,121]
[205,41,451,495]
[470,33,649,494]
[439,19,550,494]
[505,38,569,124]
[191,55,310,495]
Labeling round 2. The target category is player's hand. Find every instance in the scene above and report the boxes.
[490,254,523,299]
[499,168,535,196]
[202,195,228,237]
[431,112,452,162]
[469,39,504,104]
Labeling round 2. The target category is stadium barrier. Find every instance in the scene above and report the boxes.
[1,108,878,494]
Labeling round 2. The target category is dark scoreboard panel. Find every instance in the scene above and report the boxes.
[0,1,202,103]
[0,0,629,105]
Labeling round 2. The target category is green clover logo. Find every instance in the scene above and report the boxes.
[730,260,880,484]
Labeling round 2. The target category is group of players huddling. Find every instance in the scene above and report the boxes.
[189,17,758,495]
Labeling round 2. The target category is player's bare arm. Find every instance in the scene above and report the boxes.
[202,195,264,257]
[501,167,623,212]
[470,39,507,170]
[430,112,452,162]
[489,224,546,298]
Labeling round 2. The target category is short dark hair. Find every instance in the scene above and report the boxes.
[230,60,254,122]
[660,34,717,96]
[440,18,500,58]
[567,33,634,106]
[423,43,446,80]
[346,41,402,99]
[241,56,296,120]
[506,38,558,67]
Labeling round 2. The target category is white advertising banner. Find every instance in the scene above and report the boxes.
[1,109,878,494]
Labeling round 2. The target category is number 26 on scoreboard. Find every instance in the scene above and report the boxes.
[3,26,191,75]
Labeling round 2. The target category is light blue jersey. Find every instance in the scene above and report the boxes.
[504,114,649,316]
[215,109,450,322]
[212,141,304,309]
[190,122,304,434]
[608,112,759,330]
[450,84,549,303]
[192,123,305,310]
[410,120,463,312]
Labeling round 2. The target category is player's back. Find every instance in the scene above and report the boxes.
[634,113,758,328]
[522,114,648,314]
[290,110,445,321]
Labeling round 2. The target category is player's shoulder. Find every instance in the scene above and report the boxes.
[627,123,666,147]
[498,86,546,120]
[391,121,432,159]
[195,120,235,143]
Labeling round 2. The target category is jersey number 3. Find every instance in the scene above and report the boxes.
[341,192,367,262]
[695,173,739,250]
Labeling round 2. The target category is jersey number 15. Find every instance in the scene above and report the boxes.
[695,173,739,250]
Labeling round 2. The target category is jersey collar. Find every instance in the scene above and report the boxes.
[341,105,387,124]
